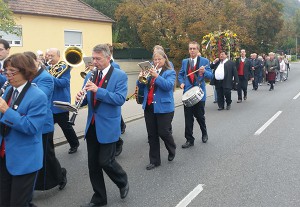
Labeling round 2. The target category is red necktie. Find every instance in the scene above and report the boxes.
[91,71,104,125]
[147,77,156,105]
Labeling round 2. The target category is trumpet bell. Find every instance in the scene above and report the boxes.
[65,46,83,67]
[80,71,87,79]
[138,76,148,84]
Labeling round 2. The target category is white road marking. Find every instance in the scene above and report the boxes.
[254,111,282,135]
[175,184,204,207]
[293,92,300,100]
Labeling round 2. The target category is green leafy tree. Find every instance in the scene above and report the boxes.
[0,0,18,34]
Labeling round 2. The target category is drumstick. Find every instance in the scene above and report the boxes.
[186,64,208,77]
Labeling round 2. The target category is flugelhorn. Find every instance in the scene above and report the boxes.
[138,63,159,84]
[68,70,95,125]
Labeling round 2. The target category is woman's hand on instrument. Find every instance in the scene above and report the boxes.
[0,97,9,113]
[180,83,185,89]
[149,67,158,78]
[85,81,98,93]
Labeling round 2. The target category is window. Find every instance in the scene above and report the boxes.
[0,26,22,46]
[64,30,82,47]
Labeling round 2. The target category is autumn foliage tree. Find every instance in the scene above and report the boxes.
[0,0,18,34]
[115,0,284,69]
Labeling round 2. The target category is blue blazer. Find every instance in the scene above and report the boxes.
[48,65,71,114]
[178,57,213,102]
[0,74,7,88]
[32,69,55,134]
[0,84,47,175]
[81,65,127,144]
[137,68,176,113]
[111,61,120,69]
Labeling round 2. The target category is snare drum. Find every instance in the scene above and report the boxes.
[182,86,204,107]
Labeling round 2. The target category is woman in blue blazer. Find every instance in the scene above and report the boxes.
[0,53,47,207]
[137,50,176,170]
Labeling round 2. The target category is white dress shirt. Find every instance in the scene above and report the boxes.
[215,59,228,80]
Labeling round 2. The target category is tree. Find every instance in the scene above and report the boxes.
[0,0,18,34]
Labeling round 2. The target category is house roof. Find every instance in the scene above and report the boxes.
[8,0,114,23]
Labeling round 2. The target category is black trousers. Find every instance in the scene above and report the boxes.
[252,74,259,89]
[0,156,37,207]
[53,112,79,148]
[215,80,232,108]
[144,104,176,166]
[35,132,63,190]
[86,124,128,204]
[184,101,207,143]
[120,115,125,130]
[237,75,248,100]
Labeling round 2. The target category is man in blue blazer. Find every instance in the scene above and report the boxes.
[24,51,67,191]
[0,53,47,206]
[178,41,213,148]
[76,44,129,207]
[48,48,79,154]
[0,39,10,88]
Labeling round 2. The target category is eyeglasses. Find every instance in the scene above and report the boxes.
[3,69,19,76]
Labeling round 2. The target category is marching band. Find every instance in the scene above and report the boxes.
[0,38,289,206]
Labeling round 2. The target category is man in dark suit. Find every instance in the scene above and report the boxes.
[77,44,129,207]
[211,51,239,110]
[235,49,253,103]
[250,53,261,90]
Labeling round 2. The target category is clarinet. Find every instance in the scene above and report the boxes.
[68,71,95,125]
[0,81,10,97]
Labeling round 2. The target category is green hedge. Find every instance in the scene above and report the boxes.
[291,55,297,61]
[114,48,152,59]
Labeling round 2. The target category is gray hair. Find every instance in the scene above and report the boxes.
[93,44,111,58]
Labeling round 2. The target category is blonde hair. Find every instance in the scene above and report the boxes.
[152,50,171,69]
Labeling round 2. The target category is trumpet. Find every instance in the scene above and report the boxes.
[138,63,159,84]
[69,70,95,125]
[80,65,93,79]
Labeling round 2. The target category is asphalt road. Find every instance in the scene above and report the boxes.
[34,63,300,207]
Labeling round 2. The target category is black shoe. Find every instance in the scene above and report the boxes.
[115,138,123,157]
[146,163,159,170]
[244,96,247,100]
[120,183,129,199]
[182,141,194,148]
[59,168,67,190]
[218,107,224,111]
[121,124,126,134]
[29,202,37,207]
[68,144,79,154]
[202,134,208,143]
[237,100,242,103]
[226,105,231,110]
[80,202,107,207]
[168,153,175,161]
[213,101,217,103]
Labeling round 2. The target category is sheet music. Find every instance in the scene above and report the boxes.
[53,101,77,113]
